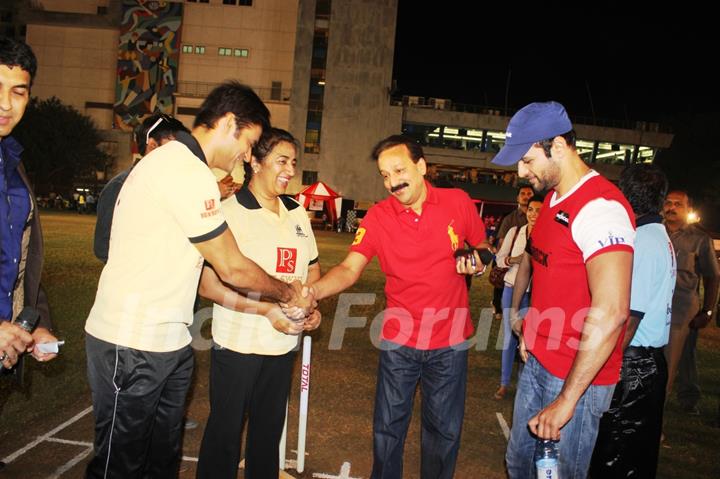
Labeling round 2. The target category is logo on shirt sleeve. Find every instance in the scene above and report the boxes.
[277,247,297,273]
[200,198,220,219]
[352,227,367,246]
[596,231,627,248]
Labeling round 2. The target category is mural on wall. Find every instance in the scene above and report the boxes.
[115,0,182,131]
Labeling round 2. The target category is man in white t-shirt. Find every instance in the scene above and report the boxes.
[84,82,314,478]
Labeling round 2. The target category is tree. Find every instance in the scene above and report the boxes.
[12,96,111,194]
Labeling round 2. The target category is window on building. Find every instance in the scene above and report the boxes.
[271,81,282,101]
[304,130,321,154]
[239,0,253,5]
[302,171,318,185]
[223,0,237,4]
[195,45,205,54]
[219,47,231,56]
[182,45,193,53]
[234,48,249,57]
[1,12,13,22]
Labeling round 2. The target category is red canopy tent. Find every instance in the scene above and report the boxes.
[296,181,343,223]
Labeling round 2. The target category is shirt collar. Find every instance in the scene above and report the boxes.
[235,185,261,209]
[173,131,207,164]
[389,180,437,214]
[0,136,24,173]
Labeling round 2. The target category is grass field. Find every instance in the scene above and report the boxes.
[1,212,719,478]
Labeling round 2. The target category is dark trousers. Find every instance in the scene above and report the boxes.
[590,346,668,479]
[492,286,503,314]
[196,346,295,479]
[85,334,193,479]
[677,328,701,408]
[371,342,467,479]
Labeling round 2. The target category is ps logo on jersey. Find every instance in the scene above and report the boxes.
[554,210,570,227]
[204,199,216,211]
[277,247,297,273]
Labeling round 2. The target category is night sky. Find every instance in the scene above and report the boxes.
[393,1,718,124]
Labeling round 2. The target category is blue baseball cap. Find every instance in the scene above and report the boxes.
[492,101,573,166]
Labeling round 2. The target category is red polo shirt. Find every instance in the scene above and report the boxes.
[350,182,485,349]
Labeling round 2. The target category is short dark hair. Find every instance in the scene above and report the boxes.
[619,164,668,216]
[193,81,270,133]
[243,128,298,186]
[538,130,576,158]
[371,135,424,163]
[518,185,534,194]
[0,37,38,86]
[134,113,189,156]
[528,194,545,205]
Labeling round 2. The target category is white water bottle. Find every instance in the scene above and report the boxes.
[534,439,559,479]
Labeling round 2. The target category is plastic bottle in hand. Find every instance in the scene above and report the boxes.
[534,439,559,479]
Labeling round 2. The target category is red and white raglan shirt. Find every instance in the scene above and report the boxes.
[211,187,319,355]
[350,181,486,350]
[523,171,635,384]
[86,132,227,352]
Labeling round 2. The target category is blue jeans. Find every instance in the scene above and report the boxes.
[500,286,530,387]
[506,355,615,479]
[371,341,468,479]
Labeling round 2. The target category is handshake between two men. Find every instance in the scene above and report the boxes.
[274,281,320,336]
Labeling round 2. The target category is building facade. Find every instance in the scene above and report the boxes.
[16,0,673,204]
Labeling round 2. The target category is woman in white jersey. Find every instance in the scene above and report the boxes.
[196,128,321,479]
[493,194,543,400]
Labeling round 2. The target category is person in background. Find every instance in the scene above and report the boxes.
[491,186,534,319]
[590,164,676,478]
[663,190,719,416]
[196,128,321,479]
[93,113,189,263]
[493,194,543,400]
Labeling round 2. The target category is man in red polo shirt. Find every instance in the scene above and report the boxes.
[310,135,486,478]
[494,102,636,479]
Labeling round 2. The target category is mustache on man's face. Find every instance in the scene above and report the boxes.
[390,182,409,193]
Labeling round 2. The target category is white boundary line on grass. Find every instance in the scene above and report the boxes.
[1,405,93,464]
[313,461,360,479]
[47,446,93,479]
[496,412,510,441]
[45,438,93,447]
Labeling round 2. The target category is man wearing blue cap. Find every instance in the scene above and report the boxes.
[495,102,636,478]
